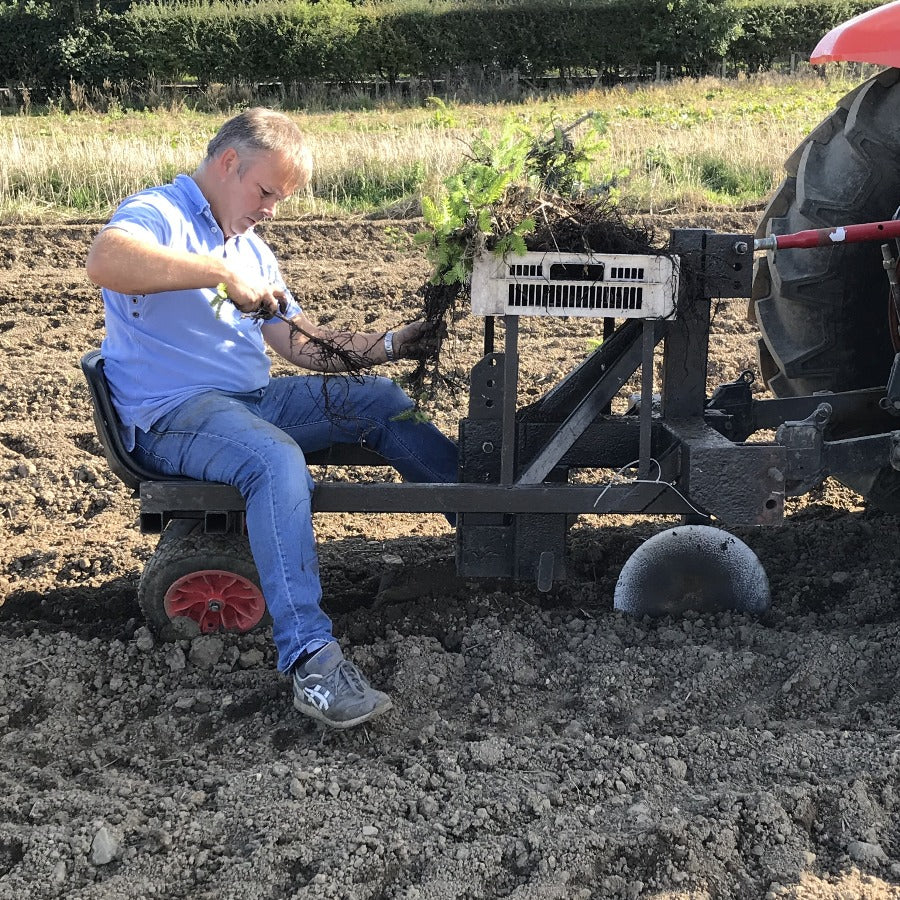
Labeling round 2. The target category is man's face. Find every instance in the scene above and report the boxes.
[213,148,303,238]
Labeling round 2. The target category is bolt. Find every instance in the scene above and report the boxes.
[481,442,494,454]
[733,241,749,255]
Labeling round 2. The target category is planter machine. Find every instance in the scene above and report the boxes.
[81,3,900,636]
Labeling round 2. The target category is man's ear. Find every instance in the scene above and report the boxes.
[216,147,239,178]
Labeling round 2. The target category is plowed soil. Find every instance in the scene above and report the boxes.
[2,215,900,900]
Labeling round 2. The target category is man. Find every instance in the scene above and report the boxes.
[85,108,458,730]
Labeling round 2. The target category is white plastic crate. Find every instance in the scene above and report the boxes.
[470,250,678,318]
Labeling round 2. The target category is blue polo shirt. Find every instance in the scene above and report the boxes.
[99,174,302,450]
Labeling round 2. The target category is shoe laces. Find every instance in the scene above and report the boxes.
[329,659,368,696]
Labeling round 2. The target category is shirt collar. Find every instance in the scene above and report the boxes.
[173,172,249,247]
[173,173,220,226]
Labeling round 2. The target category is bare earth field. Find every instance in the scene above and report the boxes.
[2,215,900,900]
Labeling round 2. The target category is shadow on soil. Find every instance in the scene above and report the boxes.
[0,575,141,639]
[11,510,892,643]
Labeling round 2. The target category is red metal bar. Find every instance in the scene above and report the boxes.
[754,219,900,252]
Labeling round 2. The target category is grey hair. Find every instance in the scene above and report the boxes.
[205,107,312,184]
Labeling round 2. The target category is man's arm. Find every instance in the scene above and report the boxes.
[263,313,429,372]
[85,228,284,317]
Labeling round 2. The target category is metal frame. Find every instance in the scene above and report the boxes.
[82,229,900,590]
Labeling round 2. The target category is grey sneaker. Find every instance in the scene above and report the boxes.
[292,641,392,729]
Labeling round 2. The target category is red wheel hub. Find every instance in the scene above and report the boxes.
[164,569,265,634]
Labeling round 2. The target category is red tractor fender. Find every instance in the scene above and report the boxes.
[811,0,900,66]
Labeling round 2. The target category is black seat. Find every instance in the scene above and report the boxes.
[80,349,167,491]
[79,349,388,496]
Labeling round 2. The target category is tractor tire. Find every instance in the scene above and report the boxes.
[751,67,900,510]
[138,522,269,641]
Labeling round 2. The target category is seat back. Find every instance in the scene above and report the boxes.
[79,350,172,491]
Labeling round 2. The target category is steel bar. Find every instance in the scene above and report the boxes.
[639,319,655,477]
[522,318,645,422]
[750,389,890,432]
[754,219,900,251]
[515,321,666,485]
[500,317,519,484]
[515,332,665,485]
[140,479,694,517]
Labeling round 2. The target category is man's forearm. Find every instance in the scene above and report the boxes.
[289,328,386,372]
[265,316,393,372]
[85,228,227,295]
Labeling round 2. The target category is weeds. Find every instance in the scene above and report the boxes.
[326,161,426,213]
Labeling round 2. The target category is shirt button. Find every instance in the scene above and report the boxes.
[132,312,139,318]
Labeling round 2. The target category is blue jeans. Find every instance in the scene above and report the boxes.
[132,374,458,672]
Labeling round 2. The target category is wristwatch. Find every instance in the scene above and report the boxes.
[384,330,396,362]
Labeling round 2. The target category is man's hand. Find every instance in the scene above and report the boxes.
[393,320,445,360]
[221,267,286,319]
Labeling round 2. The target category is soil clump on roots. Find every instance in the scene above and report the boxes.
[489,186,660,255]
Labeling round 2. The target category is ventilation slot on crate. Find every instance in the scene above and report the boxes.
[509,263,543,277]
[608,266,645,281]
[508,283,645,311]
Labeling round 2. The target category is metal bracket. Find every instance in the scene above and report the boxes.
[664,418,784,525]
[775,402,832,494]
[706,370,755,439]
[669,230,754,298]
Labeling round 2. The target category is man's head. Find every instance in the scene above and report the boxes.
[196,108,313,238]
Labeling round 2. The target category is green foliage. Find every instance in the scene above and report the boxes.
[695,152,773,201]
[390,403,433,424]
[416,116,606,288]
[650,0,743,72]
[729,0,874,71]
[210,281,229,319]
[0,0,888,102]
[527,113,611,194]
[424,97,457,129]
[644,146,679,183]
[416,121,531,286]
[329,161,425,211]
[643,143,774,202]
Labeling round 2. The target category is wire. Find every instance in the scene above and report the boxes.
[592,457,710,518]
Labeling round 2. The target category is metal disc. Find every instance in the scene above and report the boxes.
[614,525,770,617]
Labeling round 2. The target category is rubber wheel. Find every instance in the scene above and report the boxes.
[138,522,269,640]
[751,67,900,510]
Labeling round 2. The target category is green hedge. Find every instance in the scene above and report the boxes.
[729,0,875,69]
[0,0,887,99]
